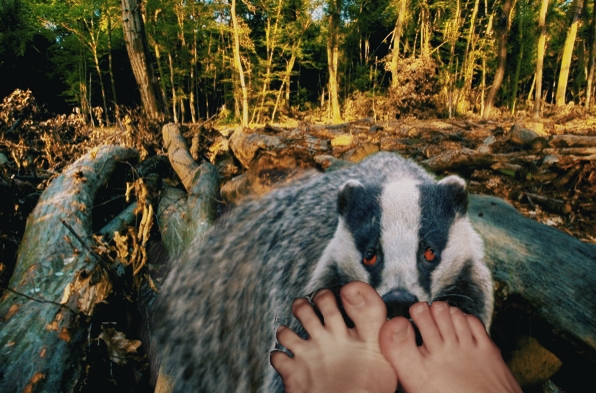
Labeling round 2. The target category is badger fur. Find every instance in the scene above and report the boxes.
[153,152,493,392]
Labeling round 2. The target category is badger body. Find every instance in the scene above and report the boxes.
[153,152,493,392]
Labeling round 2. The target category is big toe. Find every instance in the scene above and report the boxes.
[340,281,387,343]
[379,316,423,375]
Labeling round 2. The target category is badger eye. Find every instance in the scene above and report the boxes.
[424,247,436,262]
[363,249,377,266]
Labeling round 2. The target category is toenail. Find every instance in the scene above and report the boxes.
[343,291,365,306]
[412,303,426,314]
[313,289,330,300]
[392,319,409,337]
[449,306,457,314]
[433,302,446,311]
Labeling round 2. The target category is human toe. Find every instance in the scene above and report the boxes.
[340,281,387,342]
[312,289,345,331]
[429,301,457,344]
[292,297,324,338]
[409,302,443,351]
[379,317,422,372]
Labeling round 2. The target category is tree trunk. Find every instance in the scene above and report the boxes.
[390,0,408,88]
[327,0,343,124]
[556,0,584,106]
[469,195,596,354]
[121,0,163,121]
[585,0,596,108]
[461,0,480,111]
[231,0,249,127]
[534,0,549,118]
[483,0,513,119]
[0,146,139,392]
[510,6,525,114]
[106,5,119,121]
[168,51,178,123]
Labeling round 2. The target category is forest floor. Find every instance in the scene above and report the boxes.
[1,89,595,391]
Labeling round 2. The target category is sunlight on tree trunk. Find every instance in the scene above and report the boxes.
[585,0,596,109]
[534,0,549,118]
[460,0,480,112]
[327,0,343,124]
[390,0,408,88]
[121,0,163,120]
[556,0,584,106]
[483,0,512,119]
[231,0,248,126]
[510,3,526,115]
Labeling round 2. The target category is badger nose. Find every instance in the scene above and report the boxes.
[382,290,418,319]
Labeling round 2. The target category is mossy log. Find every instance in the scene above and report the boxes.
[0,146,139,393]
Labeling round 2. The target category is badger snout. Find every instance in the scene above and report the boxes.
[381,289,418,319]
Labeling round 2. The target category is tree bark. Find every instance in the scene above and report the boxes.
[510,4,525,114]
[469,195,596,352]
[0,146,139,392]
[585,0,596,108]
[106,4,119,121]
[121,0,163,121]
[534,0,549,118]
[327,0,343,124]
[231,0,249,127]
[390,0,408,88]
[483,0,513,118]
[556,0,584,106]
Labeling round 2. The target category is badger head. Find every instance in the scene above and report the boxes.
[307,176,494,329]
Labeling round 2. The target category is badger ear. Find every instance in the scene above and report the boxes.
[438,175,468,214]
[338,180,364,216]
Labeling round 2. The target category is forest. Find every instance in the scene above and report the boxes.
[0,0,596,393]
[2,0,596,123]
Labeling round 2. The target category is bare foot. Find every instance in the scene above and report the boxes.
[379,301,522,393]
[270,281,397,393]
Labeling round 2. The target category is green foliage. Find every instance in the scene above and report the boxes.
[2,0,596,119]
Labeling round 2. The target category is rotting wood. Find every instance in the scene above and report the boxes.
[228,126,285,169]
[549,135,596,147]
[159,123,219,258]
[543,147,596,156]
[421,148,540,173]
[0,145,139,392]
[522,192,572,215]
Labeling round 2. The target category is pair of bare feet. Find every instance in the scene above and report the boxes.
[270,281,522,393]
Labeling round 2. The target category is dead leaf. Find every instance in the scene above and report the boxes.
[99,326,142,365]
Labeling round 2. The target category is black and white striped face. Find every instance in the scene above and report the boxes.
[311,176,493,328]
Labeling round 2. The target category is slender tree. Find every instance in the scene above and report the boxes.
[586,0,596,108]
[231,0,249,126]
[483,0,513,119]
[390,0,408,88]
[534,0,549,117]
[556,0,584,106]
[327,0,343,123]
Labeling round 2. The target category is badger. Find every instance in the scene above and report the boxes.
[152,152,494,393]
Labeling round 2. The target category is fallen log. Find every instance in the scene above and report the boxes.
[0,146,139,392]
[470,195,596,351]
[507,124,548,151]
[549,135,596,148]
[522,192,572,215]
[543,147,596,156]
[421,148,539,173]
[160,123,220,258]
